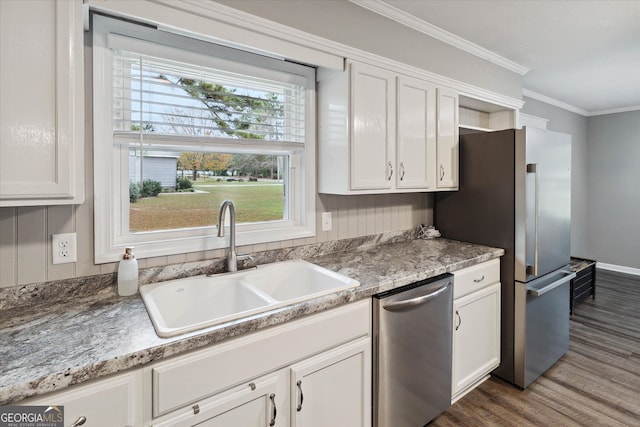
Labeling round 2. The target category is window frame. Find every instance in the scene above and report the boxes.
[92,14,316,263]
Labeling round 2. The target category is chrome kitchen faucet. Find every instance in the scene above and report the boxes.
[217,199,239,272]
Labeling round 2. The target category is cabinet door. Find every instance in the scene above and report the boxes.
[396,76,436,189]
[452,282,501,399]
[25,370,143,427]
[290,338,371,427]
[436,87,459,189]
[0,0,84,206]
[152,374,287,427]
[349,62,395,191]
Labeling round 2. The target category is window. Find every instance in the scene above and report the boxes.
[93,15,316,262]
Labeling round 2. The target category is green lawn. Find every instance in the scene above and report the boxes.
[130,181,284,232]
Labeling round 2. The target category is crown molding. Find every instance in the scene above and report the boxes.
[349,0,529,76]
[523,89,640,117]
[88,0,523,110]
[589,105,640,117]
[522,89,589,116]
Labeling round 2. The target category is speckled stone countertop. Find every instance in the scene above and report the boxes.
[0,237,503,405]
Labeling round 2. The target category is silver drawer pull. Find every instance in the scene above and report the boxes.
[473,275,485,283]
[269,393,277,426]
[69,417,86,427]
[455,310,462,331]
[296,380,304,411]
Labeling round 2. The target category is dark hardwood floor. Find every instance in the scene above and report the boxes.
[431,269,640,426]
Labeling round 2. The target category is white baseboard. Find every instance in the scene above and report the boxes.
[596,262,640,277]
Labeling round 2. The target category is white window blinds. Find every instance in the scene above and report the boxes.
[109,36,310,147]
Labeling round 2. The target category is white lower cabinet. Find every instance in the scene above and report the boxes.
[23,370,144,427]
[151,371,287,427]
[452,259,501,402]
[147,300,371,427]
[290,339,371,427]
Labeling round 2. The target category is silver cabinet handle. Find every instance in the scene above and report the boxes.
[383,281,451,312]
[473,275,485,283]
[69,417,86,427]
[296,380,304,411]
[399,161,406,181]
[269,393,277,426]
[455,310,462,331]
[439,164,445,181]
[526,163,539,276]
[386,161,394,181]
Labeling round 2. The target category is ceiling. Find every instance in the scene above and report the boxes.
[360,0,640,115]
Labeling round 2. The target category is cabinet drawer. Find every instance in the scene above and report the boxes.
[453,259,500,299]
[23,370,143,427]
[152,373,283,427]
[150,300,370,417]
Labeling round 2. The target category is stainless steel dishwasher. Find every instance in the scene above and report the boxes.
[373,273,453,427]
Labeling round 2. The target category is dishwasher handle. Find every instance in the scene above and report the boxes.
[382,281,451,312]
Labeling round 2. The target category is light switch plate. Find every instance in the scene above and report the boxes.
[52,233,77,264]
[321,212,332,231]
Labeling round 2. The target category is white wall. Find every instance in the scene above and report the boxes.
[586,111,640,269]
[0,0,525,287]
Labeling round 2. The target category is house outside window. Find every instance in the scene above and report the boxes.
[92,14,316,263]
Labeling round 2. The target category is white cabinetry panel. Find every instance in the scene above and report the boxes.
[436,88,459,190]
[318,60,458,194]
[0,0,84,206]
[24,370,144,427]
[152,373,287,427]
[290,338,371,427]
[452,260,501,402]
[350,62,395,191]
[396,77,436,190]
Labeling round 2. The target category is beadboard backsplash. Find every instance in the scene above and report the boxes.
[0,193,432,288]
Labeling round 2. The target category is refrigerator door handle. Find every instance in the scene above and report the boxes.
[527,271,576,296]
[526,163,539,276]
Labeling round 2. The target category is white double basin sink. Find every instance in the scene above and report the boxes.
[140,260,359,337]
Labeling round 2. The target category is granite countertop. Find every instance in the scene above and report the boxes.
[0,238,503,405]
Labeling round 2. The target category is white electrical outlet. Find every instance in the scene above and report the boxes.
[321,212,332,231]
[52,233,77,264]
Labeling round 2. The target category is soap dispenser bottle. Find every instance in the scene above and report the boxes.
[118,246,138,296]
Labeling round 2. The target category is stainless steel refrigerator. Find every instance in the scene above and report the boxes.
[436,127,575,388]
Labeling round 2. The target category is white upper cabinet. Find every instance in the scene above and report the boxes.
[396,76,437,190]
[436,87,459,190]
[318,60,458,194]
[0,0,84,206]
[349,62,396,191]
